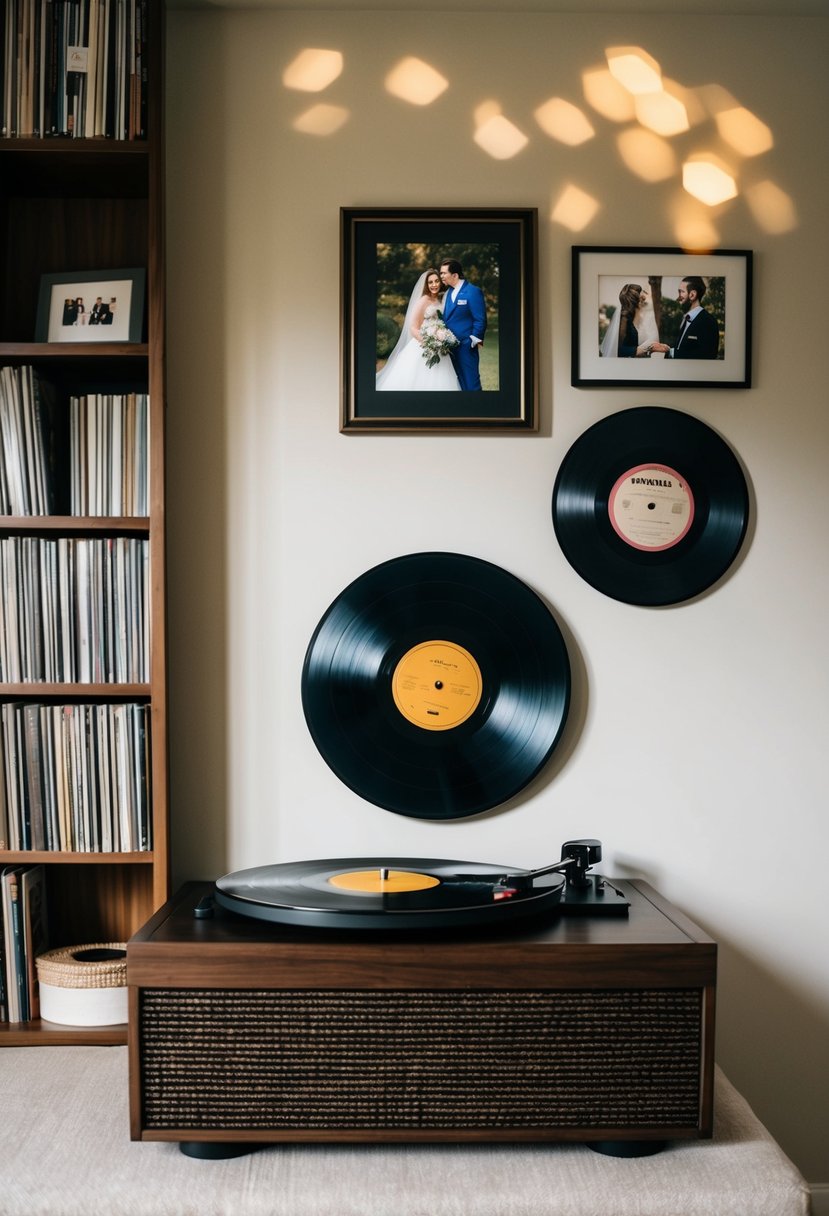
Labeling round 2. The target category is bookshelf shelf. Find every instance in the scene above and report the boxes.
[0,1018,127,1045]
[0,0,168,1041]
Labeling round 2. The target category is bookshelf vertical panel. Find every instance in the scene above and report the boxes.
[0,0,168,1044]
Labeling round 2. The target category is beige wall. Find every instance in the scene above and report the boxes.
[165,9,829,1191]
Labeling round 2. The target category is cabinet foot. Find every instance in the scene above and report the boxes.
[179,1142,259,1160]
[589,1140,667,1158]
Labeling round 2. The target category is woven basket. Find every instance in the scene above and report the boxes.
[36,944,127,990]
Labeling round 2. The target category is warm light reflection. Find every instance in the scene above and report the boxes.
[617,128,677,181]
[551,184,600,231]
[605,46,662,95]
[683,156,738,206]
[672,200,720,251]
[582,67,636,122]
[716,106,773,156]
[385,57,448,106]
[662,78,706,128]
[746,180,798,233]
[634,90,689,137]
[696,83,738,117]
[282,49,343,92]
[534,98,594,145]
[292,104,349,136]
[474,113,528,159]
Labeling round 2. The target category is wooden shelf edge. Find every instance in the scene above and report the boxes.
[0,343,148,358]
[0,1018,127,1046]
[0,684,151,697]
[0,850,154,864]
[0,515,150,532]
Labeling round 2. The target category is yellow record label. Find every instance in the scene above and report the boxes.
[391,639,483,731]
[329,869,441,894]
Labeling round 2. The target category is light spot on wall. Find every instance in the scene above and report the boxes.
[605,46,662,95]
[682,156,738,206]
[634,89,689,137]
[534,98,594,145]
[671,198,721,250]
[385,57,449,106]
[551,184,600,231]
[581,66,636,122]
[293,104,350,136]
[282,49,343,92]
[474,112,529,159]
[616,128,677,181]
[715,106,774,157]
[745,180,798,233]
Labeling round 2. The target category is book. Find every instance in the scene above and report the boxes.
[20,865,47,1019]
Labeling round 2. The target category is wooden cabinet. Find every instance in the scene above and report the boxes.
[129,881,716,1152]
[0,0,168,1045]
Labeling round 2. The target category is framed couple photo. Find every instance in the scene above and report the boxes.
[341,207,537,433]
[572,246,752,389]
[35,268,146,344]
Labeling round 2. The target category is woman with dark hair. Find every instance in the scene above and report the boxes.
[600,283,657,357]
[376,269,461,391]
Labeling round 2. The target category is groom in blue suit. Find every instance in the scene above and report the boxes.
[439,259,487,390]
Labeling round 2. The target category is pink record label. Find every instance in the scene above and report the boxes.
[609,464,694,551]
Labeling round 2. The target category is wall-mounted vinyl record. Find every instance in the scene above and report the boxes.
[301,552,571,820]
[552,407,749,606]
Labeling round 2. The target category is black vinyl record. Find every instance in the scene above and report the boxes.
[552,407,749,606]
[301,552,571,819]
[215,857,566,931]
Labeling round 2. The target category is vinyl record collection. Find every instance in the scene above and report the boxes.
[1,0,149,140]
[70,391,150,516]
[0,366,55,516]
[0,701,151,851]
[0,535,149,682]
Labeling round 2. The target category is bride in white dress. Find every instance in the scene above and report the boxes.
[376,269,461,391]
[600,282,660,358]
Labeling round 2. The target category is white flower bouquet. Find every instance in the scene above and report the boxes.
[420,311,459,368]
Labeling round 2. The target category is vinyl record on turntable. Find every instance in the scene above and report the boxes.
[215,856,567,931]
[552,407,749,606]
[301,552,571,819]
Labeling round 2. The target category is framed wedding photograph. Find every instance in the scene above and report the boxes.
[572,246,752,389]
[341,208,537,432]
[35,268,146,344]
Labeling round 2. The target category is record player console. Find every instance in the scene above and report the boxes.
[128,854,716,1159]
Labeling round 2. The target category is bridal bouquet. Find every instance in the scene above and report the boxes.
[420,312,459,368]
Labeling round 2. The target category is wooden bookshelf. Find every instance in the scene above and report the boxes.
[0,0,168,1046]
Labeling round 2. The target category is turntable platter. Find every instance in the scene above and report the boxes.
[214,857,566,931]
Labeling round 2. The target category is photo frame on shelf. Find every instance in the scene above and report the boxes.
[572,246,752,389]
[341,208,537,432]
[35,268,146,344]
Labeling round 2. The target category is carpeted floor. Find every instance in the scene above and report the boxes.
[0,1048,810,1216]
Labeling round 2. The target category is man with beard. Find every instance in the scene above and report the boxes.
[651,276,720,359]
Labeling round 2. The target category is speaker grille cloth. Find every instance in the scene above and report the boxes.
[140,988,702,1130]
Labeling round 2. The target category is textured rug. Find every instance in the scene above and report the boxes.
[0,1048,810,1216]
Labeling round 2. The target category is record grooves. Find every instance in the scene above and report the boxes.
[552,407,749,606]
[301,552,571,820]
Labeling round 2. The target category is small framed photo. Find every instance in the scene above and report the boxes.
[341,208,537,432]
[572,246,752,389]
[36,268,146,344]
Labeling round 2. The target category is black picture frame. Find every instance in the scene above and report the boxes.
[572,246,752,389]
[341,208,537,432]
[35,268,146,343]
